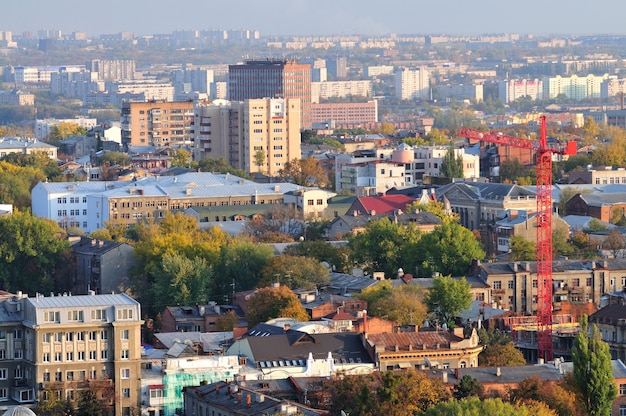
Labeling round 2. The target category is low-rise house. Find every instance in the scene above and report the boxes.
[566,192,626,223]
[363,327,483,371]
[160,304,222,333]
[495,209,570,253]
[590,303,626,362]
[327,209,441,239]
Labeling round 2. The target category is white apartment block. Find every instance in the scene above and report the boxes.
[340,160,405,196]
[499,79,543,103]
[542,74,614,100]
[437,83,484,102]
[107,81,175,101]
[194,98,301,176]
[14,66,84,84]
[395,67,430,100]
[0,137,57,159]
[408,146,479,183]
[35,117,98,139]
[311,80,373,103]
[601,78,626,99]
[366,65,395,77]
[86,59,136,81]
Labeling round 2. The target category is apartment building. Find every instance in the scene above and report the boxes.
[0,90,34,106]
[310,100,378,126]
[310,80,373,103]
[0,137,57,160]
[436,83,483,102]
[542,74,613,100]
[395,67,430,100]
[498,79,543,103]
[228,60,311,129]
[194,98,301,176]
[0,292,141,416]
[398,145,480,184]
[121,100,194,149]
[339,160,406,196]
[35,117,97,140]
[86,60,136,81]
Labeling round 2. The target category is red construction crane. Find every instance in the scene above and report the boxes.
[457,116,577,362]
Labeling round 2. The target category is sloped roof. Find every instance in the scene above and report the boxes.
[367,331,462,352]
[348,194,415,216]
[590,303,626,323]
[437,181,535,200]
[577,192,626,207]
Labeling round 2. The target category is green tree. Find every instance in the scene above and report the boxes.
[215,310,239,331]
[586,218,608,232]
[258,255,330,290]
[406,199,459,224]
[96,151,130,167]
[425,275,472,325]
[0,211,70,294]
[152,253,213,311]
[254,149,265,173]
[440,143,464,179]
[376,370,450,415]
[245,285,309,327]
[76,389,103,416]
[453,375,484,400]
[279,156,330,188]
[478,327,527,367]
[509,235,535,261]
[196,157,251,179]
[411,221,485,277]
[283,239,350,272]
[572,315,617,416]
[500,158,532,183]
[212,239,274,302]
[356,282,427,326]
[34,389,76,416]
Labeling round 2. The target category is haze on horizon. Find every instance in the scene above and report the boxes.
[1,0,625,37]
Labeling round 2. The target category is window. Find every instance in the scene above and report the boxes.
[44,311,60,323]
[621,405,626,416]
[54,332,62,342]
[493,281,502,290]
[43,372,50,382]
[508,280,514,289]
[78,371,86,381]
[68,310,83,322]
[621,384,626,396]
[55,352,62,362]
[307,199,314,206]
[66,352,74,362]
[150,389,164,398]
[89,331,97,341]
[532,280,538,288]
[90,370,97,379]
[55,371,62,382]
[14,350,22,359]
[587,277,593,287]
[42,333,51,343]
[122,388,131,398]
[66,371,74,381]
[121,330,129,340]
[67,390,75,401]
[77,332,85,341]
[101,350,108,360]
[0,369,7,380]
[43,352,50,362]
[77,351,85,361]
[89,351,97,360]
[0,331,5,340]
[14,330,22,339]
[66,332,74,342]
[0,388,7,400]
[120,368,130,379]
[14,367,22,379]
[121,350,129,360]
[101,330,108,340]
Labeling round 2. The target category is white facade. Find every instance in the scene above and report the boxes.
[340,160,406,196]
[0,137,57,159]
[395,67,430,100]
[311,80,373,103]
[542,74,614,100]
[107,82,175,101]
[35,117,98,139]
[283,188,337,218]
[499,79,543,103]
[437,83,483,102]
[367,65,395,77]
[601,78,626,99]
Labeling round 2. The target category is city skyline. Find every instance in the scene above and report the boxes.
[2,0,626,38]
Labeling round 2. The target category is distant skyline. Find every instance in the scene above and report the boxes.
[2,0,626,38]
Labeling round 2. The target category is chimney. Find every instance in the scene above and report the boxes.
[455,368,460,379]
[216,384,220,394]
[237,392,242,404]
[496,367,501,377]
[246,394,251,408]
[362,310,367,334]
[442,372,448,383]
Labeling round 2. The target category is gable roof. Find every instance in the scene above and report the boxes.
[576,192,626,207]
[437,181,535,201]
[347,194,415,216]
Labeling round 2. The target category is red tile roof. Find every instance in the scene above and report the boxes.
[349,194,415,216]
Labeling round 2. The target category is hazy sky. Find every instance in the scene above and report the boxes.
[2,0,625,37]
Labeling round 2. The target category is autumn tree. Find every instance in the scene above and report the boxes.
[583,116,601,144]
[34,388,76,416]
[242,204,303,242]
[96,151,130,167]
[406,199,459,224]
[215,310,240,331]
[0,211,70,294]
[283,240,350,273]
[170,148,194,168]
[422,397,558,416]
[258,255,330,290]
[48,122,87,143]
[76,389,103,416]
[604,229,626,258]
[0,160,50,210]
[425,275,472,326]
[572,315,617,416]
[245,285,309,327]
[509,376,584,416]
[323,373,379,415]
[478,327,527,367]
[279,156,330,188]
[356,282,427,325]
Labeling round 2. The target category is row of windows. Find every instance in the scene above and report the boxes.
[42,348,129,362]
[57,197,87,204]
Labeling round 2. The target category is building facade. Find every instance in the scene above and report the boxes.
[395,67,430,100]
[228,60,311,129]
[310,100,378,126]
[120,100,194,149]
[498,79,543,103]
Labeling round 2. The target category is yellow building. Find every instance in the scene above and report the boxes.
[121,100,194,149]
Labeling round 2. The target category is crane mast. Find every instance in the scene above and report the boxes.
[458,116,576,362]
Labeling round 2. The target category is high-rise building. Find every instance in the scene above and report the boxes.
[121,100,194,149]
[327,57,348,79]
[194,98,301,176]
[395,67,430,100]
[228,60,311,129]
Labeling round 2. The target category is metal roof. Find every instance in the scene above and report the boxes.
[27,292,138,309]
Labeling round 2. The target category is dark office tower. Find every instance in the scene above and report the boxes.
[327,57,348,80]
[228,59,311,129]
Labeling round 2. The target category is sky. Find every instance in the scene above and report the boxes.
[1,0,625,38]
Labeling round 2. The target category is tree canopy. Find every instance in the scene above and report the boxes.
[478,327,527,367]
[356,282,428,326]
[245,285,309,327]
[257,255,330,290]
[422,397,558,416]
[425,275,472,325]
[279,156,330,188]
